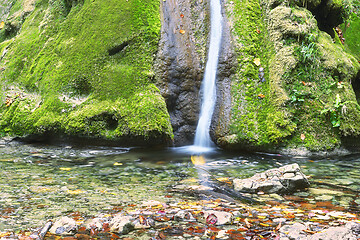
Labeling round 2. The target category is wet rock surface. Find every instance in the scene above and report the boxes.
[233,163,310,194]
[155,0,207,145]
[49,216,77,235]
[280,221,360,240]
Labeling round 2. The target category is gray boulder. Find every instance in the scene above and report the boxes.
[49,216,77,236]
[109,214,135,235]
[309,222,360,240]
[279,222,360,240]
[279,222,308,240]
[233,163,310,194]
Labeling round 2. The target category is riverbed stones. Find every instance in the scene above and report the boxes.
[49,216,77,235]
[233,163,310,194]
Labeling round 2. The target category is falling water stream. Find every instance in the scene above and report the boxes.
[193,0,223,150]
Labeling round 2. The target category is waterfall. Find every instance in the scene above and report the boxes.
[194,0,223,148]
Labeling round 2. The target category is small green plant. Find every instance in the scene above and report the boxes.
[290,89,306,103]
[297,41,317,63]
[321,94,344,127]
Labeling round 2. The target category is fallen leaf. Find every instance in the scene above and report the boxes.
[67,189,85,194]
[5,98,12,107]
[180,14,184,18]
[256,28,261,33]
[113,162,123,166]
[258,94,265,99]
[300,134,305,141]
[0,21,4,30]
[206,214,218,225]
[244,218,251,228]
[60,167,72,171]
[191,155,206,165]
[179,29,185,34]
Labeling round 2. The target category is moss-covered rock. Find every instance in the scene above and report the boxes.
[216,0,360,153]
[0,0,173,146]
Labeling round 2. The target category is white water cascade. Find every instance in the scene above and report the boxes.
[193,0,223,150]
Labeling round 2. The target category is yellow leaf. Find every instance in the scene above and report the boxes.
[216,177,229,182]
[253,58,261,66]
[113,162,123,166]
[67,189,85,194]
[191,155,206,165]
[60,167,72,171]
[0,21,4,30]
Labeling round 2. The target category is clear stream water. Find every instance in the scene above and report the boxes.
[0,142,359,232]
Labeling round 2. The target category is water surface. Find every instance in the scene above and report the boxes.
[0,142,359,232]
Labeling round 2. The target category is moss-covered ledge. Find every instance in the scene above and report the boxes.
[0,0,173,146]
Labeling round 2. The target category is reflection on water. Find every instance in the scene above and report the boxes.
[0,142,359,231]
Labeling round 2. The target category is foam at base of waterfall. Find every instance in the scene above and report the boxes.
[173,145,216,154]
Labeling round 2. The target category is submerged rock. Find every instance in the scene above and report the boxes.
[49,216,77,236]
[279,222,360,240]
[233,163,310,194]
[109,214,135,235]
[203,210,234,225]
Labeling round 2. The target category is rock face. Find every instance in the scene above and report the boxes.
[155,0,206,145]
[233,163,310,194]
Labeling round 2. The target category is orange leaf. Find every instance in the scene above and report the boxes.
[258,94,265,99]
[179,29,185,34]
[180,14,184,18]
[300,134,305,141]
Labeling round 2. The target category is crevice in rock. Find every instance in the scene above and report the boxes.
[310,0,344,37]
[352,70,360,104]
[88,113,119,131]
[108,41,130,56]
[62,0,84,17]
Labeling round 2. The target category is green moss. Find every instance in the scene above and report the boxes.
[224,0,298,149]
[0,0,173,145]
[223,0,360,152]
[344,15,360,60]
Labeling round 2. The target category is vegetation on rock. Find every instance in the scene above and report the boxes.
[214,0,360,153]
[0,0,173,145]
